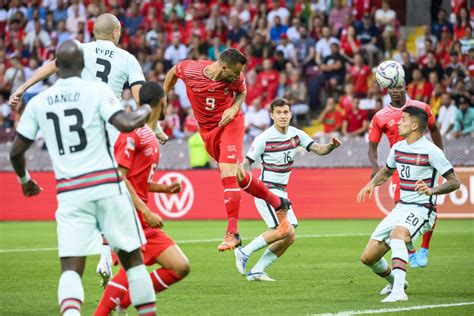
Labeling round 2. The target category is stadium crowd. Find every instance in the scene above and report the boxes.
[0,0,473,141]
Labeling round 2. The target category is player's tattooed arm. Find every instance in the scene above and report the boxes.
[10,135,42,197]
[371,166,394,187]
[415,171,460,196]
[309,137,341,155]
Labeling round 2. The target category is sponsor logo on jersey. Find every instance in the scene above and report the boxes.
[223,87,230,95]
[153,172,194,218]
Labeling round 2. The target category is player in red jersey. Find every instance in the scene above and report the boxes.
[163,48,291,252]
[368,83,443,268]
[95,82,190,315]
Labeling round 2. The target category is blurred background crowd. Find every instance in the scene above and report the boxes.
[0,0,473,152]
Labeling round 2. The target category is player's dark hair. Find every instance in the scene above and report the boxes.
[218,48,247,66]
[270,98,292,112]
[403,106,428,132]
[139,81,164,107]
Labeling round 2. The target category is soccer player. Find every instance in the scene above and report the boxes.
[95,81,190,315]
[9,40,157,316]
[368,83,443,267]
[9,12,168,283]
[234,98,341,281]
[163,49,291,251]
[358,106,460,303]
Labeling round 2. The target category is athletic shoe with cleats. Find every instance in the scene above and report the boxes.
[416,247,429,267]
[409,252,420,268]
[247,271,275,282]
[381,291,408,303]
[379,281,409,295]
[217,232,242,252]
[234,248,249,275]
[96,254,113,288]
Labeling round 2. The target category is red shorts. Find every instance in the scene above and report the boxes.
[392,171,400,203]
[200,113,244,164]
[112,228,175,266]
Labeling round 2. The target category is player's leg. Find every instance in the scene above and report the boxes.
[96,235,113,287]
[417,214,437,267]
[97,194,156,315]
[59,257,86,316]
[247,225,296,282]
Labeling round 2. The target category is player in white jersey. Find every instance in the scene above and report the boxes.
[357,106,460,303]
[9,40,158,315]
[234,98,341,281]
[9,13,168,283]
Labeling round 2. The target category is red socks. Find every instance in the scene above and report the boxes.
[94,269,128,316]
[421,220,436,249]
[222,176,241,234]
[239,172,281,209]
[120,269,183,309]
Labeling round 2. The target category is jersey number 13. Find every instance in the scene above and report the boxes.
[46,109,87,155]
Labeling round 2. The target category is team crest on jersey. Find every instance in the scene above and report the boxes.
[227,145,236,152]
[415,154,422,165]
[290,138,297,147]
[224,87,230,95]
[126,137,135,150]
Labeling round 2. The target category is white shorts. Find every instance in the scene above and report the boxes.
[254,188,298,229]
[56,193,146,257]
[371,203,436,244]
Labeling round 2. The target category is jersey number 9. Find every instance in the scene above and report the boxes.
[205,97,215,111]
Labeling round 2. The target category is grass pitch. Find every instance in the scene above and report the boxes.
[0,219,473,315]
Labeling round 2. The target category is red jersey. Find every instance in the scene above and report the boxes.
[114,126,160,229]
[344,109,369,133]
[368,99,436,147]
[175,60,246,133]
[349,65,371,96]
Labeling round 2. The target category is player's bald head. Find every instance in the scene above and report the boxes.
[93,13,120,39]
[56,39,84,76]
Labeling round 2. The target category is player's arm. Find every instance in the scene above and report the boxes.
[368,141,380,178]
[9,61,58,111]
[428,123,443,150]
[308,137,341,155]
[415,171,460,196]
[9,135,42,197]
[109,104,152,132]
[243,157,253,172]
[219,87,247,127]
[163,66,179,94]
[149,181,182,194]
[357,166,395,203]
[118,166,163,228]
[130,83,142,106]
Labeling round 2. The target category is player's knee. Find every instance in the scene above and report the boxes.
[287,227,296,245]
[173,257,190,278]
[360,253,374,266]
[389,227,411,243]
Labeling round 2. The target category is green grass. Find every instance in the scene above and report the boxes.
[1,220,473,315]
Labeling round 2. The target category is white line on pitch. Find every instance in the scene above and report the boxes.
[314,301,474,315]
[0,232,369,253]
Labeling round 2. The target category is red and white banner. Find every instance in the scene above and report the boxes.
[1,168,473,221]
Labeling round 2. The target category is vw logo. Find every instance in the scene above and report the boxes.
[153,172,194,218]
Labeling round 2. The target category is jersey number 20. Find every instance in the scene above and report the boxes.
[46,109,87,155]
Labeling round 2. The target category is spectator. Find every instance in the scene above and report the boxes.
[375,0,397,56]
[285,70,310,124]
[0,95,13,128]
[245,97,271,141]
[400,51,418,85]
[164,34,188,66]
[21,58,45,105]
[245,69,263,105]
[321,42,346,91]
[415,24,438,58]
[4,53,27,103]
[355,14,379,67]
[444,50,468,86]
[257,59,279,105]
[269,16,288,44]
[276,72,288,98]
[276,33,295,60]
[421,51,444,82]
[407,68,432,103]
[392,40,411,64]
[314,97,343,136]
[352,0,379,20]
[208,36,227,61]
[165,0,185,20]
[227,16,248,47]
[23,21,52,51]
[437,93,458,136]
[229,0,251,26]
[342,98,369,137]
[25,8,45,34]
[293,25,316,67]
[66,3,87,34]
[124,2,143,36]
[161,99,184,139]
[453,7,470,40]
[432,8,453,41]
[339,83,355,114]
[340,25,361,58]
[452,96,474,138]
[328,0,351,35]
[267,0,290,27]
[53,1,68,23]
[429,82,445,117]
[286,17,302,42]
[315,26,340,63]
[184,109,200,136]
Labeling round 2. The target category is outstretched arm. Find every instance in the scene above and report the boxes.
[308,137,341,155]
[357,166,395,203]
[9,135,42,197]
[109,104,152,133]
[9,61,58,111]
[163,66,178,94]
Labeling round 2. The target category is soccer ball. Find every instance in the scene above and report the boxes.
[375,60,405,89]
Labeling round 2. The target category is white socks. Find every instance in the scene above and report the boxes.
[370,258,394,284]
[389,239,408,293]
[252,248,278,272]
[241,235,267,256]
[126,265,156,309]
[58,270,83,316]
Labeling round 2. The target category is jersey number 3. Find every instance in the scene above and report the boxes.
[96,58,111,83]
[46,109,87,155]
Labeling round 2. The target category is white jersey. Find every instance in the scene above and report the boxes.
[386,136,454,206]
[81,40,145,99]
[246,125,314,189]
[16,77,126,204]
